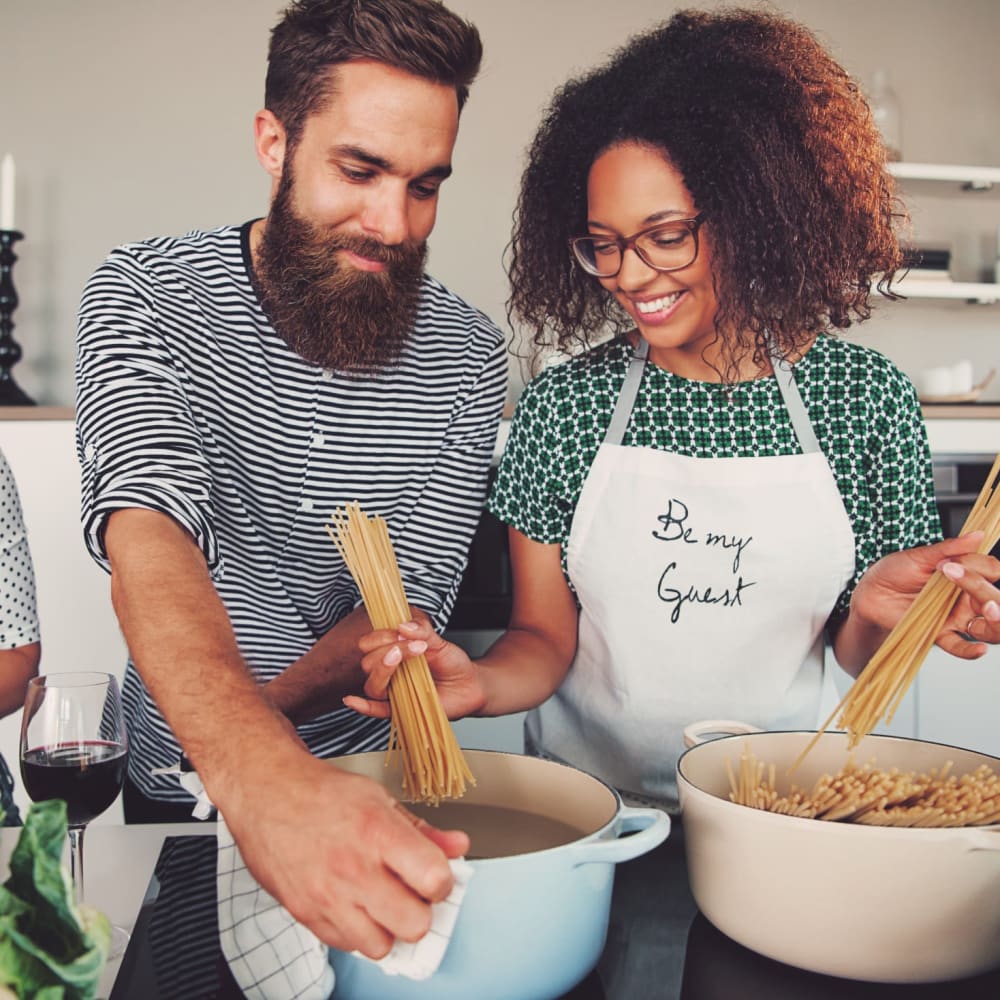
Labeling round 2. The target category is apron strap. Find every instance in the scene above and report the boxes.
[605,336,820,456]
[604,338,649,447]
[771,354,821,455]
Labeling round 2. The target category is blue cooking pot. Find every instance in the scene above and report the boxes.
[327,749,670,1000]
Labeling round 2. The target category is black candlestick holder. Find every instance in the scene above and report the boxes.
[0,229,35,406]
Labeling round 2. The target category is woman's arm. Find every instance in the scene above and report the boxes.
[475,528,580,714]
[352,527,580,718]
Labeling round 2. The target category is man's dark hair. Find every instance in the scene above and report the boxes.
[266,0,483,150]
[507,8,906,381]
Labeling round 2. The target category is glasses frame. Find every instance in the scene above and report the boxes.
[569,213,706,278]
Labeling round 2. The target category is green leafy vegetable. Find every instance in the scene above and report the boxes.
[0,801,110,999]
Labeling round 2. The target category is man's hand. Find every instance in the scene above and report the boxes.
[103,509,467,956]
[216,745,470,958]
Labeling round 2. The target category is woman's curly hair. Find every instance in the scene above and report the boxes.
[506,7,906,380]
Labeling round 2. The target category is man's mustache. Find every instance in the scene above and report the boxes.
[311,231,418,269]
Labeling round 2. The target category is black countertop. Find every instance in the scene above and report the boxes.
[111,822,1000,1000]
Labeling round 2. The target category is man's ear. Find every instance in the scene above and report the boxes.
[254,109,286,181]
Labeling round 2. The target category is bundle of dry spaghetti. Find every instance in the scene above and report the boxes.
[795,451,1000,768]
[327,502,474,805]
[727,744,1000,827]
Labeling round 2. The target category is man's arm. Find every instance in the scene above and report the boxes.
[265,604,440,723]
[262,609,371,721]
[104,507,468,956]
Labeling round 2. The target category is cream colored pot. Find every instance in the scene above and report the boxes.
[677,722,1000,984]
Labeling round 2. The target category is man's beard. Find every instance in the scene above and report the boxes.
[253,169,427,374]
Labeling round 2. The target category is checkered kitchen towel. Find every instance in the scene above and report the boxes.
[170,767,473,999]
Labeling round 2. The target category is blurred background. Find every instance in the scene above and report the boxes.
[2,0,999,408]
[2,0,999,822]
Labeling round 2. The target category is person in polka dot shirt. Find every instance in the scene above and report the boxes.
[351,9,1000,815]
[0,447,41,826]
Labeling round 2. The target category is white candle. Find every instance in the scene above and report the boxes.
[0,154,15,231]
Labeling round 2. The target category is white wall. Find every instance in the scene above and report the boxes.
[3,0,1000,409]
[1,420,128,823]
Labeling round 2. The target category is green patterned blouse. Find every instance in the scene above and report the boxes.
[488,334,942,629]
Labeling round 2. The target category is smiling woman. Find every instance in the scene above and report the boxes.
[351,6,1000,824]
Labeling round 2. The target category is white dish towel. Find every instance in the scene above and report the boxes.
[165,766,473,999]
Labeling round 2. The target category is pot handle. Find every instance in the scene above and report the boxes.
[683,719,762,748]
[566,807,671,866]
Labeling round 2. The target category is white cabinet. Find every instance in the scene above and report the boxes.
[914,644,1000,757]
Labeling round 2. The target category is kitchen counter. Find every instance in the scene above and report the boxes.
[4,819,998,999]
[923,415,998,456]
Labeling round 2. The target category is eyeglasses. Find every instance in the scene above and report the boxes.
[569,214,705,278]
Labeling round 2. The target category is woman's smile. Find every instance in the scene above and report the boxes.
[586,142,720,378]
[632,289,686,320]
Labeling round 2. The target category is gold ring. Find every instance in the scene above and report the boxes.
[965,615,987,639]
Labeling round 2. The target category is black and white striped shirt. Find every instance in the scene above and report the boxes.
[76,222,507,801]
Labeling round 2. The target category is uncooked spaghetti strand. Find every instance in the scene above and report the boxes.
[793,453,1000,769]
[842,574,961,737]
[731,746,1000,827]
[327,503,475,804]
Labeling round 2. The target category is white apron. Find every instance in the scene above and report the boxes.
[525,339,856,807]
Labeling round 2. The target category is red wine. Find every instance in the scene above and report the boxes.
[21,741,127,826]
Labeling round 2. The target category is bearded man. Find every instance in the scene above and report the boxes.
[74,0,505,962]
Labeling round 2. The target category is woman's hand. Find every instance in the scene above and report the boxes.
[937,545,1000,655]
[345,616,488,720]
[850,532,1000,661]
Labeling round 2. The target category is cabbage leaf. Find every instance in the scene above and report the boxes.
[0,801,110,1000]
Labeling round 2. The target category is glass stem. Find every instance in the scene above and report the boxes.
[67,825,86,905]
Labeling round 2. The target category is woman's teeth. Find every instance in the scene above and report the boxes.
[635,291,683,314]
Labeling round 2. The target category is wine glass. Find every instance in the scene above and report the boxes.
[19,671,130,958]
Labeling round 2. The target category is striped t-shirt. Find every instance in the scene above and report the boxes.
[76,222,507,801]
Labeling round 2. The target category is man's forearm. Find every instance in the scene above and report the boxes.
[263,605,373,723]
[104,509,300,804]
[264,603,443,724]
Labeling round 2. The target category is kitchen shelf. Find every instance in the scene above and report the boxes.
[881,162,1000,302]
[889,161,1000,195]
[891,275,1000,304]
[0,405,74,420]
